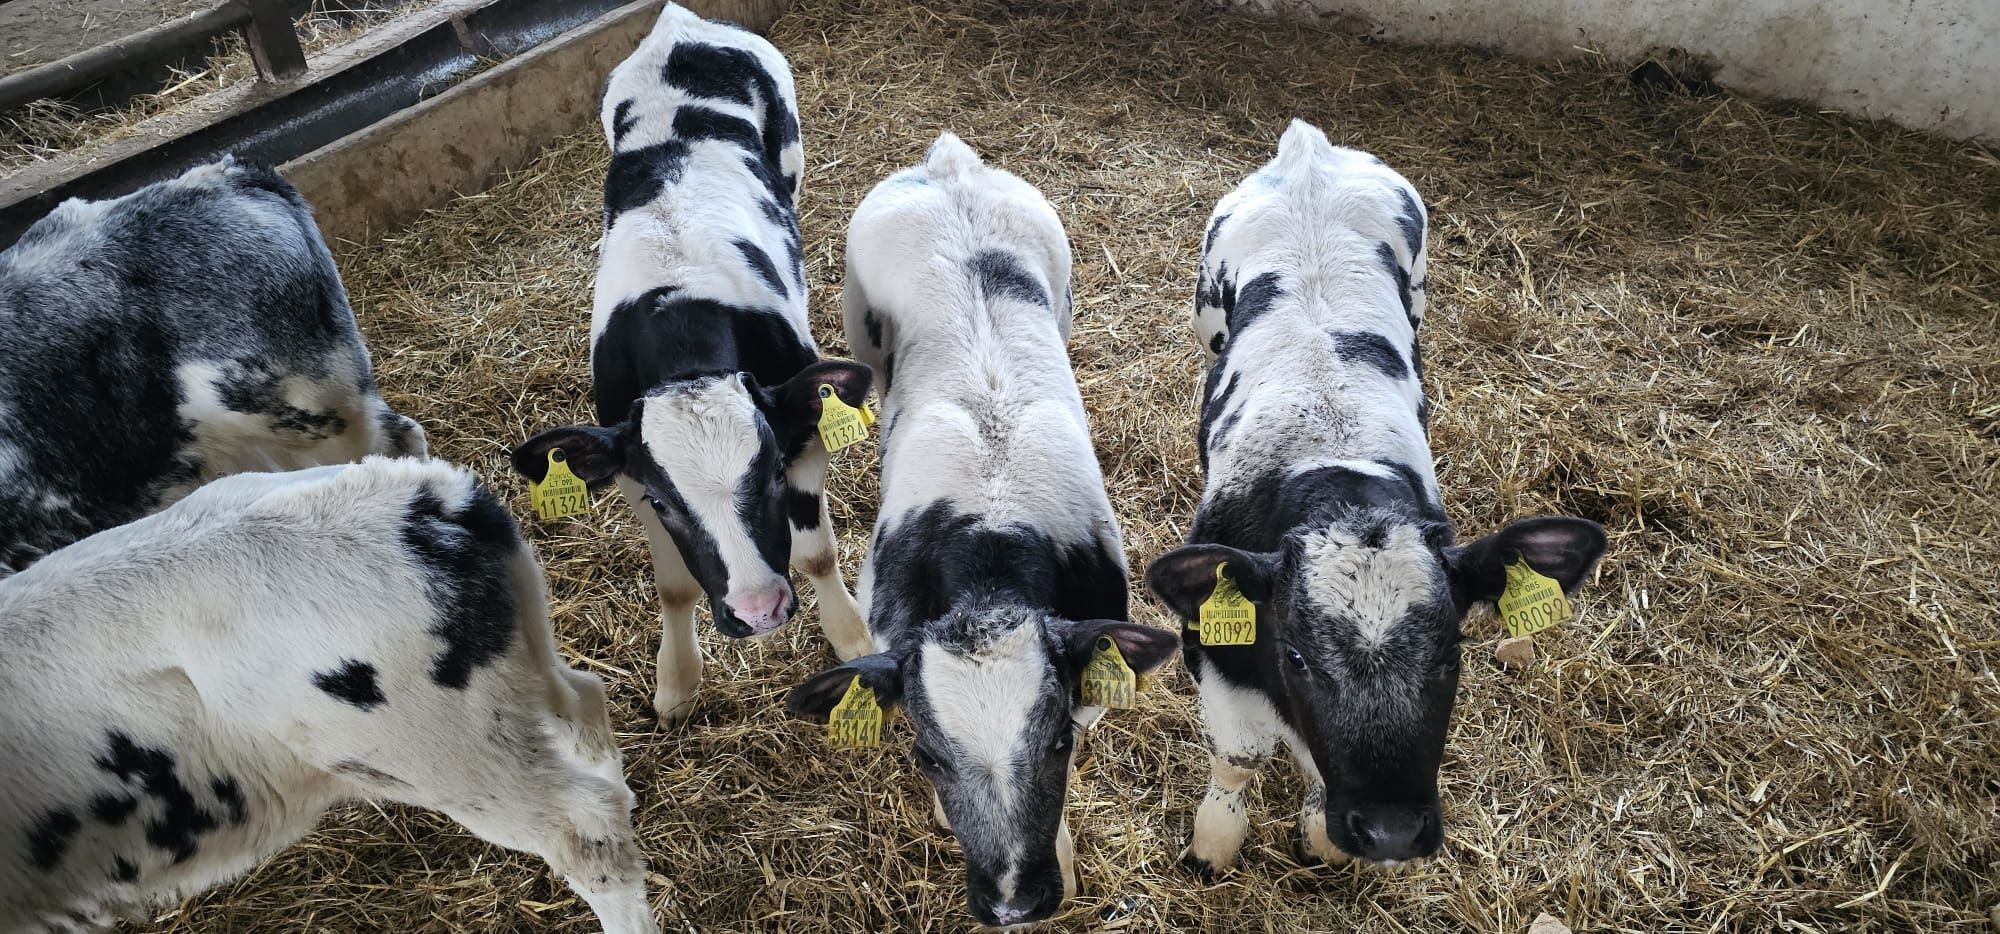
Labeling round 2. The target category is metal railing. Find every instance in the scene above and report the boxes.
[0,0,308,114]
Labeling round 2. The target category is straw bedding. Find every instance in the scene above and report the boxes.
[124,0,1998,930]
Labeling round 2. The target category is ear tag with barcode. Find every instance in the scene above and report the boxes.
[530,449,590,520]
[1198,562,1257,645]
[1498,558,1571,637]
[816,384,870,453]
[826,674,883,749]
[1080,637,1137,709]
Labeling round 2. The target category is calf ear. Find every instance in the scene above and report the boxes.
[510,425,629,487]
[785,652,905,721]
[761,360,875,428]
[1060,620,1181,677]
[1447,517,1607,603]
[1145,544,1278,620]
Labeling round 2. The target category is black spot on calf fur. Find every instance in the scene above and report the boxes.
[113,856,140,882]
[93,731,218,864]
[27,808,81,871]
[1331,330,1410,381]
[89,792,138,826]
[970,250,1051,309]
[312,659,386,710]
[210,776,248,825]
[401,485,520,690]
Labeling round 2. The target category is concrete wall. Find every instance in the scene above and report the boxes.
[1234,0,2000,141]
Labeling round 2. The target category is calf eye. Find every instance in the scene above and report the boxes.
[645,495,666,512]
[913,746,944,773]
[1052,727,1074,755]
[1284,646,1308,672]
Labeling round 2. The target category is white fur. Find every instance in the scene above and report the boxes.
[1195,120,1435,509]
[845,133,1113,593]
[917,624,1051,819]
[637,376,788,603]
[1297,523,1440,647]
[591,4,807,344]
[0,460,653,933]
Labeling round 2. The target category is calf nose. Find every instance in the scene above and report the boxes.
[723,585,794,635]
[985,901,1047,928]
[1345,806,1438,863]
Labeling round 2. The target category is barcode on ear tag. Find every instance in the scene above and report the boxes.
[530,449,590,520]
[817,384,871,453]
[1198,562,1257,645]
[826,674,883,749]
[1499,558,1570,638]
[1080,637,1136,709]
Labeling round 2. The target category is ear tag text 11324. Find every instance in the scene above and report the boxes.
[1198,563,1257,645]
[1498,558,1571,638]
[530,449,590,520]
[826,674,883,749]
[1081,637,1137,709]
[817,384,871,453]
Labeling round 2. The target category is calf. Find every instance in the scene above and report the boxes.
[0,158,426,577]
[511,3,872,722]
[787,134,1178,928]
[0,458,654,933]
[1145,121,1606,873]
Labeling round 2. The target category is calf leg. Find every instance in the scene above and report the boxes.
[1182,679,1278,878]
[1288,748,1350,867]
[619,478,703,723]
[785,451,872,661]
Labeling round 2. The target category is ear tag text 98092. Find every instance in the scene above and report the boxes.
[1498,557,1571,638]
[817,384,871,453]
[1198,562,1257,645]
[827,674,883,749]
[530,449,590,520]
[1081,637,1137,709]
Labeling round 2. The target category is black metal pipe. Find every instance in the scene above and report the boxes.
[0,2,248,114]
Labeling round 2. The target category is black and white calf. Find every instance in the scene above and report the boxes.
[787,134,1178,928]
[0,458,653,933]
[510,4,873,721]
[0,158,425,577]
[1146,121,1606,873]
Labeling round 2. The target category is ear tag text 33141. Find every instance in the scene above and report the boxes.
[827,674,883,749]
[1499,557,1571,638]
[1081,637,1137,709]
[1199,563,1257,645]
[817,384,871,453]
[531,449,590,520]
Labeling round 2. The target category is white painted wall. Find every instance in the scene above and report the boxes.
[1233,0,2000,141]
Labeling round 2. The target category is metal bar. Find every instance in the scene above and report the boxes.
[242,0,308,81]
[0,3,249,113]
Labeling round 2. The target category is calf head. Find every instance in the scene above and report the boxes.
[1148,512,1604,864]
[787,608,1178,927]
[512,360,870,637]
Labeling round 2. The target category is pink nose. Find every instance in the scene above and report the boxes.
[726,587,793,634]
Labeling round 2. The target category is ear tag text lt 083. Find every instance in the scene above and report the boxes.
[530,449,590,520]
[1498,557,1571,638]
[1081,637,1138,709]
[1198,562,1257,645]
[826,674,884,749]
[817,384,871,453]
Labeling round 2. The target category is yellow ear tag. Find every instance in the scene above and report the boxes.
[1498,557,1571,638]
[816,384,870,453]
[826,674,883,749]
[530,449,590,520]
[1198,562,1257,645]
[1080,637,1137,709]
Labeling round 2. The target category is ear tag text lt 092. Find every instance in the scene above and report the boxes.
[530,449,590,520]
[1081,637,1137,709]
[817,384,871,453]
[826,674,883,749]
[1198,562,1257,645]
[1498,557,1571,638]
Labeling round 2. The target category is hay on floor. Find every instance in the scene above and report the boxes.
[129,0,2000,930]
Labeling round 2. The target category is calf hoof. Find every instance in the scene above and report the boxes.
[1179,849,1223,882]
[647,695,697,726]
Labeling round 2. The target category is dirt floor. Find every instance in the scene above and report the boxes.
[0,0,215,76]
[123,0,1999,930]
